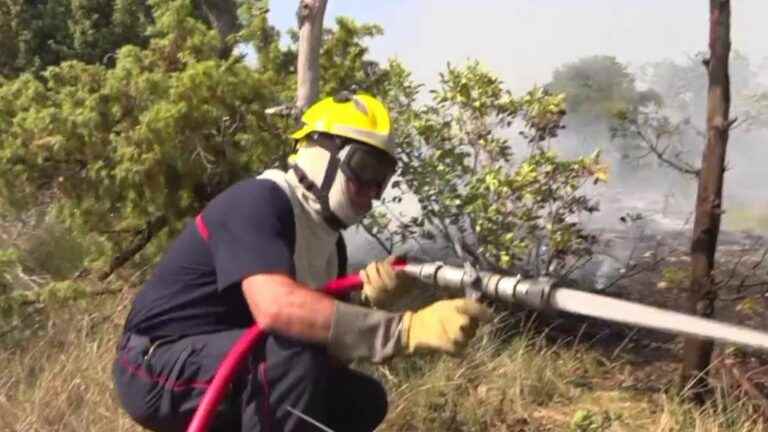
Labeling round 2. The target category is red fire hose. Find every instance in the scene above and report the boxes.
[186,259,406,432]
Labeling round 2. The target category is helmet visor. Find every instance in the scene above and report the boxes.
[340,142,397,189]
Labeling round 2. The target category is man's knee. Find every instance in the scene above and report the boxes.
[326,367,388,431]
[366,377,389,426]
[254,335,332,404]
[261,336,330,378]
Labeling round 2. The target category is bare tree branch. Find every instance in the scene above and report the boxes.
[97,215,168,282]
[359,221,393,255]
[633,124,701,177]
[722,358,768,417]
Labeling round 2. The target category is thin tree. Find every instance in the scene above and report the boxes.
[197,0,240,58]
[296,0,328,112]
[680,0,733,403]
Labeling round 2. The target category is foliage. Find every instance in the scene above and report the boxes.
[2,1,607,310]
[238,0,294,101]
[638,51,762,123]
[547,55,661,124]
[660,266,689,289]
[366,60,606,275]
[0,0,152,78]
[610,107,701,174]
[735,297,761,317]
[318,17,391,97]
[0,248,21,294]
[612,51,768,173]
[465,151,603,270]
[0,208,99,341]
[0,0,250,79]
[0,0,283,273]
[570,409,614,432]
[0,1,422,320]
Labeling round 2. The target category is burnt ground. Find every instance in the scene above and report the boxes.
[512,225,768,405]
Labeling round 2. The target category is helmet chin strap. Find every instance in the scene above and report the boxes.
[290,137,357,231]
[291,163,347,231]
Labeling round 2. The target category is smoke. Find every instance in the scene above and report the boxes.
[544,54,768,234]
[345,53,768,273]
[539,54,768,290]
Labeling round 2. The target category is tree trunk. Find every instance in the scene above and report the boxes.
[295,0,328,113]
[680,0,732,404]
[197,0,239,58]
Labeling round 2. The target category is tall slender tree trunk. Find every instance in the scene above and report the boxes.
[197,0,239,58]
[295,0,328,113]
[680,0,732,403]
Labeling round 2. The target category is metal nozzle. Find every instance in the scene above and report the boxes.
[401,262,553,311]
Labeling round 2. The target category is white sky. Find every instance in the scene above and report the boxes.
[268,1,767,93]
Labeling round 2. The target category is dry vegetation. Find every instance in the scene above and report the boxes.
[370,314,768,432]
[2,286,767,432]
[0,291,139,431]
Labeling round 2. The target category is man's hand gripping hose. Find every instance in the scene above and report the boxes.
[401,298,492,355]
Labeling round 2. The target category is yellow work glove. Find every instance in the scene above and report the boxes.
[401,298,493,355]
[360,256,410,309]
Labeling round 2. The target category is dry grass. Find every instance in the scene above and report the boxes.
[0,289,142,432]
[1,293,767,431]
[369,315,767,432]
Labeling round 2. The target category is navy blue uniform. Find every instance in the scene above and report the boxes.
[113,177,386,432]
[124,178,296,339]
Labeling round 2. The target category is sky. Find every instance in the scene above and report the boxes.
[268,1,768,93]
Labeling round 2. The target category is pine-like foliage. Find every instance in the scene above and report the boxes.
[0,0,405,291]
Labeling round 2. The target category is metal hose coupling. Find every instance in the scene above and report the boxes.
[492,274,554,311]
[401,262,554,311]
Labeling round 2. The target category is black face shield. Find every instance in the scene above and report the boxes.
[339,141,397,190]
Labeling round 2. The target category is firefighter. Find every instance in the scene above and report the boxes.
[113,92,491,432]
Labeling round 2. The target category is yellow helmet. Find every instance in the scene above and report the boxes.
[290,92,394,156]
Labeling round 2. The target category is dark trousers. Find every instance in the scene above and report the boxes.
[113,329,388,431]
